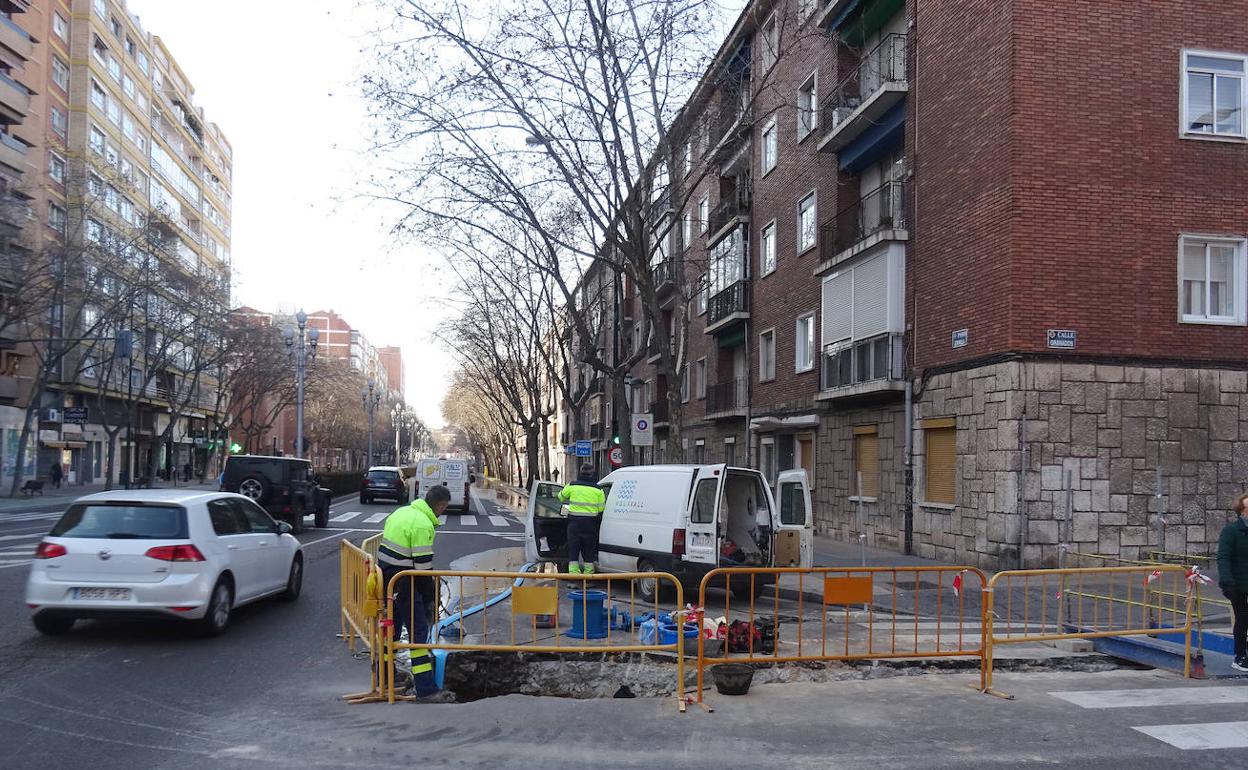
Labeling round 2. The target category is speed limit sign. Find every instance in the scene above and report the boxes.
[609,446,624,467]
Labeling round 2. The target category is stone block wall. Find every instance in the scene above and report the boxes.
[814,402,907,552]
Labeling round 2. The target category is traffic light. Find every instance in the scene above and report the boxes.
[611,420,620,445]
[229,442,242,454]
[612,434,621,445]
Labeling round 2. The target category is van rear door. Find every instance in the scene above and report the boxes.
[525,480,567,564]
[774,469,814,567]
[684,465,725,566]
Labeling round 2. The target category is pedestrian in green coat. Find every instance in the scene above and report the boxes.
[1216,492,1248,672]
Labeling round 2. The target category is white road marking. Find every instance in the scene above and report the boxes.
[0,544,35,552]
[1050,687,1248,709]
[0,532,45,542]
[1132,721,1248,750]
[438,515,447,525]
[488,515,509,527]
[331,511,363,522]
[364,512,388,524]
[459,515,478,527]
[300,529,367,548]
[436,530,525,539]
[0,559,33,569]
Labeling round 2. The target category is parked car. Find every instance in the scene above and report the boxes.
[26,489,303,637]
[524,464,813,601]
[415,458,475,513]
[219,455,330,532]
[360,466,412,505]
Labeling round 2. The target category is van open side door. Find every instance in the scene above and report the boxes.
[775,469,814,568]
[684,465,725,566]
[525,480,566,564]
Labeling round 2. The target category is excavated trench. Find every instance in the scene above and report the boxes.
[440,650,1136,702]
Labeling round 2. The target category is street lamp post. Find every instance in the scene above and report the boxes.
[283,311,319,460]
[361,378,381,468]
[390,403,405,465]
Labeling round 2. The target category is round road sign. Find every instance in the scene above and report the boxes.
[609,447,624,467]
[636,419,648,431]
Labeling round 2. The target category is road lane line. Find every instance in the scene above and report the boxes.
[331,511,363,522]
[300,529,366,548]
[1133,722,1248,750]
[363,512,388,524]
[1051,688,1248,709]
[0,532,46,542]
[488,515,509,527]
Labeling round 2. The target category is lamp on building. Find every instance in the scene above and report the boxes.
[361,377,381,467]
[283,310,319,460]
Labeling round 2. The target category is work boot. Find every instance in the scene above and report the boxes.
[411,689,457,704]
[568,563,582,575]
[583,563,597,575]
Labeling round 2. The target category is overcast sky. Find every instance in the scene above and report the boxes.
[127,0,456,428]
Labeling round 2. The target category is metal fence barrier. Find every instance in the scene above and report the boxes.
[983,564,1196,696]
[384,569,688,710]
[339,539,387,704]
[696,566,988,708]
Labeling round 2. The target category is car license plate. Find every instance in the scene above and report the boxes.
[73,587,131,601]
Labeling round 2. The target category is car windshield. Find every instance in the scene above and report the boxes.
[50,504,188,539]
[367,471,399,481]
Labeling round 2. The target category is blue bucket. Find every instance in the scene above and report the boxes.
[658,621,700,646]
[566,589,609,639]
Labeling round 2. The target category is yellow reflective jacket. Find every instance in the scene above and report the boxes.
[559,482,606,517]
[377,499,441,570]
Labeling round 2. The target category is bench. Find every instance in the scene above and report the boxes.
[20,480,44,496]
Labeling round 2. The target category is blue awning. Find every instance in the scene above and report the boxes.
[828,0,865,32]
[838,101,905,173]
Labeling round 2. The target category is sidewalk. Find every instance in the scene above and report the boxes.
[0,479,219,515]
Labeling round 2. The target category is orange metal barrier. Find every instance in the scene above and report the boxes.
[696,566,988,708]
[983,565,1196,696]
[384,569,687,710]
[339,539,387,704]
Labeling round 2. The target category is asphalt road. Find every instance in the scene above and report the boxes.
[0,487,524,770]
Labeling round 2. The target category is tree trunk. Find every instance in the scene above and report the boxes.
[8,392,42,497]
[103,427,121,491]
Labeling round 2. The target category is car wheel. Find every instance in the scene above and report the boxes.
[360,494,370,505]
[636,559,660,603]
[237,475,270,504]
[314,502,329,528]
[32,613,75,635]
[198,579,233,637]
[289,506,305,535]
[279,555,303,602]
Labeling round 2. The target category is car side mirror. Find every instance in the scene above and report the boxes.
[277,522,293,535]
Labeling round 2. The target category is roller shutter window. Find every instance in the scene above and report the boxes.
[821,271,853,349]
[925,426,956,505]
[852,252,888,339]
[853,427,879,498]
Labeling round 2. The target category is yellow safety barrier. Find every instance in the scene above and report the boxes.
[983,565,1197,697]
[361,532,381,564]
[696,566,988,709]
[339,539,387,704]
[384,570,687,710]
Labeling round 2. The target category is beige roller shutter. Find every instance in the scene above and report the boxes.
[924,426,956,505]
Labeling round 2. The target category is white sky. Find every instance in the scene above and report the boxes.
[127,0,456,428]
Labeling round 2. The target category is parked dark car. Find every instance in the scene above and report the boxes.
[220,455,331,533]
[361,466,409,505]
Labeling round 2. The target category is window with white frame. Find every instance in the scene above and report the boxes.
[761,116,777,174]
[760,14,778,72]
[49,152,65,184]
[107,55,122,82]
[683,211,693,250]
[89,125,106,155]
[1183,51,1246,138]
[695,358,706,399]
[798,192,817,253]
[51,57,69,90]
[798,72,818,138]
[759,328,776,382]
[53,13,69,40]
[51,107,67,137]
[49,204,66,233]
[123,73,135,100]
[93,0,107,18]
[107,97,121,126]
[697,274,708,314]
[137,51,149,75]
[1179,235,1246,324]
[87,219,104,243]
[684,141,692,176]
[761,220,777,275]
[90,79,107,110]
[681,366,690,402]
[698,195,709,233]
[796,312,816,372]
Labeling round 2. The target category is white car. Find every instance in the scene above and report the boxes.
[26,489,303,637]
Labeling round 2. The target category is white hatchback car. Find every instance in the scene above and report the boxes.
[26,489,303,637]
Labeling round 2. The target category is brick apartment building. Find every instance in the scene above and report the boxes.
[560,0,1248,569]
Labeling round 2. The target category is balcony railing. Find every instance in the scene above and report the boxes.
[707,192,751,240]
[706,377,748,416]
[711,90,753,153]
[707,280,750,328]
[819,33,907,144]
[590,422,605,440]
[819,179,908,261]
[652,260,677,296]
[820,333,904,392]
[651,400,670,425]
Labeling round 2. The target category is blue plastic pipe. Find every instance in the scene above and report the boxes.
[429,563,536,689]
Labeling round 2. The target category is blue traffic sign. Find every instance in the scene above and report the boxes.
[575,440,592,457]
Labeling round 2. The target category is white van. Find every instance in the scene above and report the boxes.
[416,457,474,513]
[524,464,813,600]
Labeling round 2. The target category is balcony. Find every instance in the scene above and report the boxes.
[0,71,30,124]
[590,422,605,441]
[0,15,34,61]
[0,130,26,174]
[651,400,670,427]
[817,333,905,400]
[817,33,907,154]
[705,280,750,334]
[705,377,748,419]
[818,179,908,267]
[706,191,750,246]
[652,259,678,301]
[710,101,752,158]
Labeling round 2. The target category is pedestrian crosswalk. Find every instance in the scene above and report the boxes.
[1051,685,1248,750]
[0,541,38,569]
[326,510,521,531]
[0,510,61,523]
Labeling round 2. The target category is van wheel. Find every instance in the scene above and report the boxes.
[314,502,329,528]
[636,559,661,603]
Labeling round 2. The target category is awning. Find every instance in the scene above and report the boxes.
[836,0,905,48]
[42,440,87,449]
[839,101,905,172]
[750,415,820,432]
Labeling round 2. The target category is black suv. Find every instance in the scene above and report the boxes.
[220,455,331,533]
[361,467,408,505]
